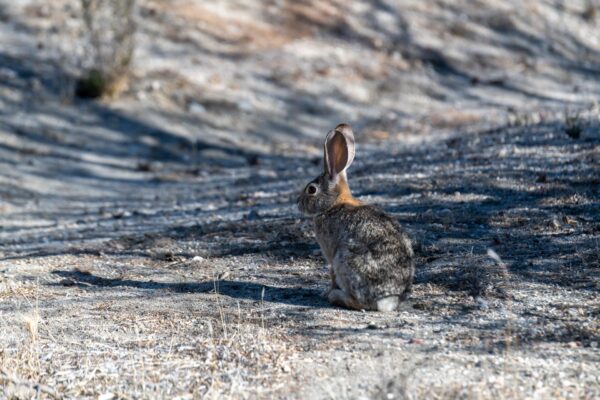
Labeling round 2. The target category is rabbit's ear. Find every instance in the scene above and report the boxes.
[324,124,355,181]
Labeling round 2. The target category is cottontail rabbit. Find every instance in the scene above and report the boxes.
[297,124,414,311]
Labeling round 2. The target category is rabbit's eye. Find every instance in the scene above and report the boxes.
[306,184,318,195]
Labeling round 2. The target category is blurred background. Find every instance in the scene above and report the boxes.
[2,0,599,162]
[1,0,600,237]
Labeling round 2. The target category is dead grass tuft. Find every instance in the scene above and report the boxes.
[564,110,584,139]
[76,0,136,99]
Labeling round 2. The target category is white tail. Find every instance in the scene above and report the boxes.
[376,296,399,312]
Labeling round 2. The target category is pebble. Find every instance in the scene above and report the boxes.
[188,102,206,114]
[112,210,132,219]
[237,100,254,112]
[150,80,161,91]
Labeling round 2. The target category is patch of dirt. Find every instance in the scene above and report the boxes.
[1,0,599,398]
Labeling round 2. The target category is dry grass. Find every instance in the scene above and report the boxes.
[0,282,51,398]
[75,0,136,99]
[0,278,297,399]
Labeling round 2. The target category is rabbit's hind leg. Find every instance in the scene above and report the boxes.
[330,251,365,310]
[328,289,363,310]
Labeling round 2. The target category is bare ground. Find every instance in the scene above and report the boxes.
[1,1,599,399]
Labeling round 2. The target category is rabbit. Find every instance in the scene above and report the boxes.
[297,123,414,311]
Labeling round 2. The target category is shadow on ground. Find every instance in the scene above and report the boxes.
[51,269,328,308]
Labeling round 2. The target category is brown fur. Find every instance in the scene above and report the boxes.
[297,123,415,311]
[333,175,362,207]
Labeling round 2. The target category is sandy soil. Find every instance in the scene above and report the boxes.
[1,1,599,398]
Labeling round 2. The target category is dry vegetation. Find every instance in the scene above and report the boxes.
[1,0,599,398]
[75,0,136,99]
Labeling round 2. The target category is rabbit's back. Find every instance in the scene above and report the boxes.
[314,204,414,309]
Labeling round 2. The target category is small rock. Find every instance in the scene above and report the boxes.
[409,338,424,345]
[192,255,204,262]
[257,169,277,178]
[98,393,115,400]
[112,210,132,219]
[188,102,206,114]
[204,203,218,211]
[150,80,161,91]
[237,100,254,112]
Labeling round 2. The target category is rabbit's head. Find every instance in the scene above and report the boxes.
[297,123,360,216]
